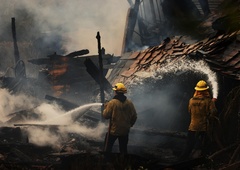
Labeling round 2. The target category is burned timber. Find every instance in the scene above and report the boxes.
[0,0,240,169]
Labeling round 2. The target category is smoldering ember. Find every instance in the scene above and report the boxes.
[0,0,239,170]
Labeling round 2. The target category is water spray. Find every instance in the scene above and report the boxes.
[44,103,103,125]
[132,57,219,99]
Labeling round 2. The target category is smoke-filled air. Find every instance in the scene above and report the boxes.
[0,0,129,55]
[0,88,106,148]
[126,56,219,134]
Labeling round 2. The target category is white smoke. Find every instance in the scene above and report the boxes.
[0,0,129,55]
[0,88,106,148]
[33,102,65,122]
[26,122,106,148]
[0,88,38,122]
[59,123,106,140]
[42,103,102,125]
[26,126,62,148]
[25,103,106,147]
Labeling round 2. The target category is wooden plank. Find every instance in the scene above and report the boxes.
[129,59,140,68]
[139,52,152,65]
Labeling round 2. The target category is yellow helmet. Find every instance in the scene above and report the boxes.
[112,83,127,93]
[195,80,209,91]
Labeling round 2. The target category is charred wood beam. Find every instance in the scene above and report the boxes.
[96,32,105,118]
[12,18,26,79]
[47,49,89,59]
[14,124,67,128]
[11,18,20,65]
[66,49,89,58]
[84,58,112,93]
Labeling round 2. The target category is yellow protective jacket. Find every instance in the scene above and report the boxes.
[188,95,217,131]
[103,96,137,136]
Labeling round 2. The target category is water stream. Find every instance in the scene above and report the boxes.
[132,58,219,98]
[44,102,103,125]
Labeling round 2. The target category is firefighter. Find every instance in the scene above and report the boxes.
[181,80,217,160]
[103,83,137,157]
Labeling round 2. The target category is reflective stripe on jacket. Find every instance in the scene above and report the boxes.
[103,99,137,136]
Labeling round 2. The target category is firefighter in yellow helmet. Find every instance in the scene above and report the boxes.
[103,83,137,159]
[181,80,217,160]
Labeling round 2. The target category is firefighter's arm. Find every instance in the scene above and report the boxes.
[130,103,137,127]
[103,101,112,119]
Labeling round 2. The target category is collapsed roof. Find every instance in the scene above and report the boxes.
[108,0,240,86]
[108,31,240,86]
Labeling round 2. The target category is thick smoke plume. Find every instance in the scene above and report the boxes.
[0,0,129,55]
